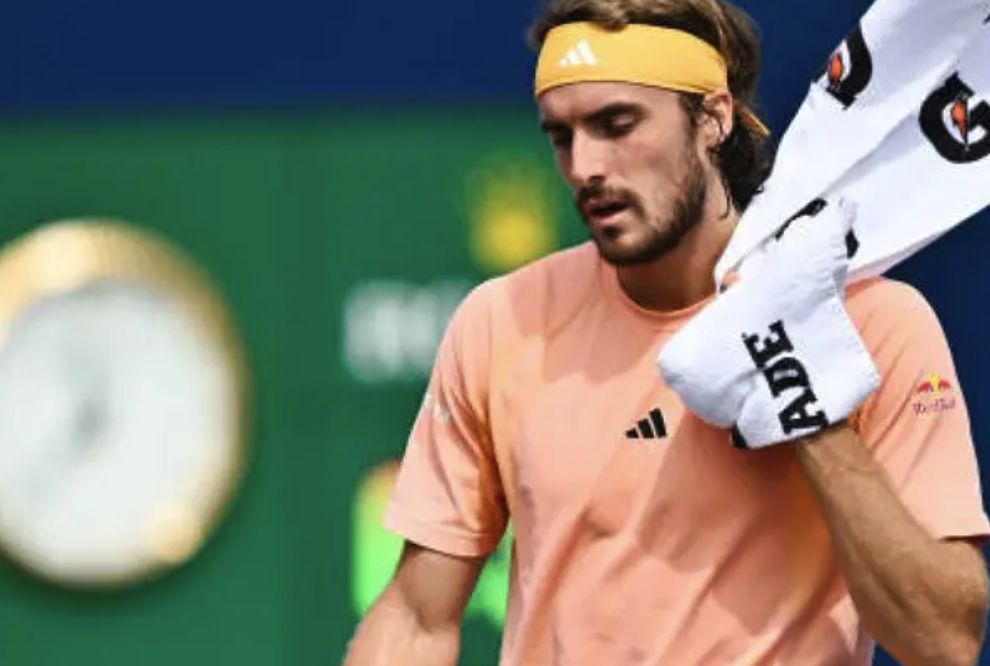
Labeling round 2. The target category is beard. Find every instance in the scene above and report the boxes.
[578,148,709,267]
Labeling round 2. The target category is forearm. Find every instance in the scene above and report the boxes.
[795,426,987,665]
[344,587,460,666]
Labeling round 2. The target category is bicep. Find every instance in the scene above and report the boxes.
[345,542,483,666]
[388,541,487,631]
[941,538,988,587]
[939,539,989,633]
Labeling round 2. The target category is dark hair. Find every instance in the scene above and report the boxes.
[530,0,774,210]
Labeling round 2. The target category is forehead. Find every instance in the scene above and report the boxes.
[537,81,682,124]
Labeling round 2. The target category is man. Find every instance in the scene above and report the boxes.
[344,0,990,663]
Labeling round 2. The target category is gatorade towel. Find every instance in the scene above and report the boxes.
[716,0,990,285]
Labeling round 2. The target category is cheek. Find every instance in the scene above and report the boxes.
[639,139,696,197]
[624,135,687,182]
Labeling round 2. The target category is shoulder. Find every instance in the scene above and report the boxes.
[438,242,600,398]
[845,277,953,367]
[454,241,601,336]
[846,277,943,337]
[846,277,934,318]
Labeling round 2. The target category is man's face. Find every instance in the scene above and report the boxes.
[538,82,710,265]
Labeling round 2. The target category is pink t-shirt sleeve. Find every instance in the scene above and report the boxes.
[383,284,508,557]
[853,281,990,540]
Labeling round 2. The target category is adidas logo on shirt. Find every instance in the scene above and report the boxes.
[558,39,598,68]
[626,408,668,440]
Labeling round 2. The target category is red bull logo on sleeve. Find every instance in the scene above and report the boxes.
[913,372,958,415]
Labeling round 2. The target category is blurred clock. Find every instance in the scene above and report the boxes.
[0,220,248,588]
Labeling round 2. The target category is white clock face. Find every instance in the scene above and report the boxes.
[0,278,242,586]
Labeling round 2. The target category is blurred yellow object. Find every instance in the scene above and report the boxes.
[0,220,249,590]
[468,154,558,274]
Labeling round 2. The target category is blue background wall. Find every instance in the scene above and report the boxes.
[0,1,867,116]
[0,1,987,664]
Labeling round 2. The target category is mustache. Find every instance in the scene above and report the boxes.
[575,183,641,214]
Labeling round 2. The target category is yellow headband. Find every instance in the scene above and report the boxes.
[535,22,769,137]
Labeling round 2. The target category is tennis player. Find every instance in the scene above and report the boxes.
[344,1,990,663]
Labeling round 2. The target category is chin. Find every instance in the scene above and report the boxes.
[593,231,679,267]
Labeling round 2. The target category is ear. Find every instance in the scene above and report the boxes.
[700,89,736,150]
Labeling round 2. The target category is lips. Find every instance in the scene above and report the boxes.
[584,198,631,224]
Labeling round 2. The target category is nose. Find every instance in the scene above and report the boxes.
[565,131,609,190]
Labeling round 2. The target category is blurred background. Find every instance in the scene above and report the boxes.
[0,0,987,664]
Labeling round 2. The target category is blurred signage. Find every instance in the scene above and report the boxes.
[342,279,471,384]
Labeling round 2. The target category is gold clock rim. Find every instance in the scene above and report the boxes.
[0,218,251,591]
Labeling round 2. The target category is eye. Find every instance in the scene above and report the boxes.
[601,113,637,138]
[548,130,572,149]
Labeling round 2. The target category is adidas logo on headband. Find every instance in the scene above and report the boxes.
[535,22,770,136]
[558,39,598,67]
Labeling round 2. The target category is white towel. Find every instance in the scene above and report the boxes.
[716,0,990,285]
[658,1,990,448]
[843,29,990,280]
[658,199,880,448]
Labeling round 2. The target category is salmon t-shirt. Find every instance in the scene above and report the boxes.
[384,242,989,665]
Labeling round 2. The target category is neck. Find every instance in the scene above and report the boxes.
[616,195,740,312]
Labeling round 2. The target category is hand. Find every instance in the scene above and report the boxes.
[657,198,880,448]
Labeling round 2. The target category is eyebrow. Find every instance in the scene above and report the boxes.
[539,118,568,135]
[539,102,644,134]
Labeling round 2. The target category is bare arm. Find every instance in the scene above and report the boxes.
[343,541,487,666]
[795,425,989,666]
